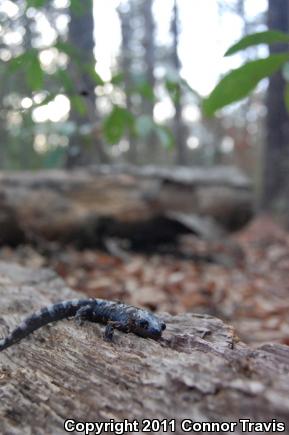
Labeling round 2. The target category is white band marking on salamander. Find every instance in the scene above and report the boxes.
[19,321,27,330]
[47,304,55,315]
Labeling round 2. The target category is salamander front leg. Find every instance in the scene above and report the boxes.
[75,305,93,326]
[104,321,126,341]
[104,323,114,341]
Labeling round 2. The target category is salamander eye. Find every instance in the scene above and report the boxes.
[161,322,166,331]
[139,319,149,329]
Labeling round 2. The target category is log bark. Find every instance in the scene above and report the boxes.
[0,165,253,247]
[0,262,288,435]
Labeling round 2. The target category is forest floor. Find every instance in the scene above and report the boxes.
[0,215,288,347]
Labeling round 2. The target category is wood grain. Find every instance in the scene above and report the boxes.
[0,262,288,435]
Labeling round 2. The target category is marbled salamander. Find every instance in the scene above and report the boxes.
[0,298,166,351]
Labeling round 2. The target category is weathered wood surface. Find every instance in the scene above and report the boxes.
[0,262,289,435]
[0,166,253,247]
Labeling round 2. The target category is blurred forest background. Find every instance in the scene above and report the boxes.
[1,0,288,214]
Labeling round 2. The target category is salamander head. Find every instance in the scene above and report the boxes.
[133,310,166,339]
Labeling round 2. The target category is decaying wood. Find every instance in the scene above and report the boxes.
[0,166,253,247]
[0,262,289,435]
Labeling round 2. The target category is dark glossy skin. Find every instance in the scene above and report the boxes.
[0,299,166,351]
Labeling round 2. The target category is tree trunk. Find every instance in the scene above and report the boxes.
[171,0,187,165]
[142,0,157,162]
[117,4,137,163]
[66,1,108,167]
[142,0,155,114]
[1,262,289,435]
[264,0,289,210]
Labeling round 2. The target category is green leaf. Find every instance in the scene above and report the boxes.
[56,69,75,94]
[111,72,124,85]
[83,64,104,86]
[70,95,87,116]
[70,0,92,15]
[8,50,44,91]
[166,79,181,105]
[26,53,43,91]
[8,53,27,73]
[154,125,174,149]
[54,41,78,59]
[284,82,289,114]
[26,0,46,8]
[282,61,289,81]
[134,77,155,102]
[225,30,289,56]
[203,53,289,116]
[102,106,134,144]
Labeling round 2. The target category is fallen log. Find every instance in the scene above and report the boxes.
[0,262,288,435]
[0,165,253,247]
